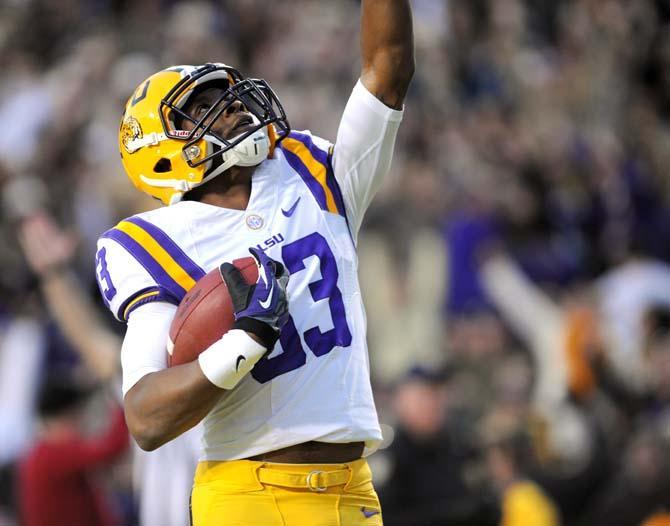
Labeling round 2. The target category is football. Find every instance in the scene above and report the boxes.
[167,256,258,367]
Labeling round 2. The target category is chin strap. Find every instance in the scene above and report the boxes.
[203,117,270,179]
[125,132,167,153]
[138,175,191,205]
[139,176,191,190]
[182,125,270,196]
[267,124,278,158]
[138,121,271,205]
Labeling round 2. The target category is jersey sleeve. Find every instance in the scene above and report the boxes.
[121,301,177,395]
[95,231,180,323]
[331,80,404,241]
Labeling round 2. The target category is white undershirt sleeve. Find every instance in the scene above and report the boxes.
[332,80,404,242]
[121,301,177,397]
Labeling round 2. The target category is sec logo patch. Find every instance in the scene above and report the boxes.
[245,214,264,230]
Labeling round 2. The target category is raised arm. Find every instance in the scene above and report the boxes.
[18,214,119,382]
[360,0,415,110]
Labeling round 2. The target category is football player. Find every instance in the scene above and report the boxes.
[96,1,414,524]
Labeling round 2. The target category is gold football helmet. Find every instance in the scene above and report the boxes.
[119,63,290,205]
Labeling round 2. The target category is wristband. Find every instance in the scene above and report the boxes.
[198,329,267,390]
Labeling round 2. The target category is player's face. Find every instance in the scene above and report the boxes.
[182,87,256,140]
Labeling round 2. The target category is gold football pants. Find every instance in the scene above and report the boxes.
[190,458,383,525]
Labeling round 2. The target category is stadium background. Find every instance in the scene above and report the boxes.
[1,0,670,525]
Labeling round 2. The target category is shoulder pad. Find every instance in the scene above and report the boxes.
[279,130,345,217]
[95,215,205,321]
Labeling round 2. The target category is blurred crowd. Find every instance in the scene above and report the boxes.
[1,0,670,525]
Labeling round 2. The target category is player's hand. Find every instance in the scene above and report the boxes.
[219,248,289,349]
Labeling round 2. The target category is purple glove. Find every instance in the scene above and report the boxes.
[219,248,289,349]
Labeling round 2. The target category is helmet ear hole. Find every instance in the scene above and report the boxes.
[154,158,172,173]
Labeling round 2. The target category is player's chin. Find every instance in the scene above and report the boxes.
[228,122,256,140]
[221,166,253,185]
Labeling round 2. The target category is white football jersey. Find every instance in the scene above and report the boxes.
[95,81,403,460]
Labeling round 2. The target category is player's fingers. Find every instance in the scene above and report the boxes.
[219,262,246,290]
[249,247,278,274]
[250,250,279,287]
[248,247,264,267]
[277,272,289,293]
[273,261,287,279]
[274,263,289,292]
[219,262,252,313]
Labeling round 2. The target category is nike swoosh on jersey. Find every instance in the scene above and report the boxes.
[258,283,275,310]
[235,355,246,371]
[281,197,301,217]
[361,507,380,518]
